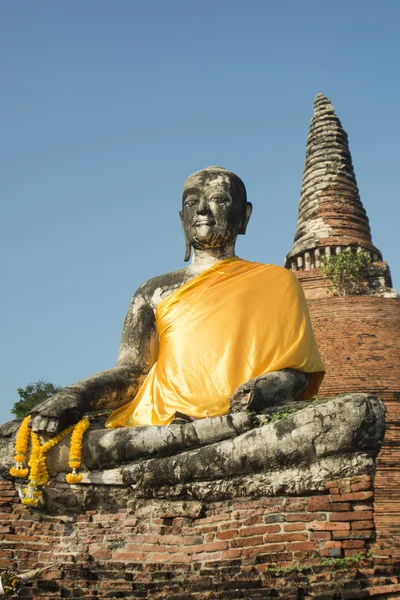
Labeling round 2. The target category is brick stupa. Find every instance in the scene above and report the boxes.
[285,93,400,555]
[285,93,394,300]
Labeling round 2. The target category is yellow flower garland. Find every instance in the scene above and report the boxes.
[66,417,90,484]
[9,416,31,478]
[10,416,90,506]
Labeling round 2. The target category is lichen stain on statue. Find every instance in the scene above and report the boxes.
[0,166,385,510]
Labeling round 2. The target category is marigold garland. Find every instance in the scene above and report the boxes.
[10,416,90,506]
[9,416,31,478]
[66,417,90,484]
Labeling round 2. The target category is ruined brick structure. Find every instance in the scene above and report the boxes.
[285,94,400,555]
[2,475,400,599]
[1,96,400,599]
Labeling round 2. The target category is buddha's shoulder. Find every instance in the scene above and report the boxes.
[135,267,191,307]
[246,261,296,281]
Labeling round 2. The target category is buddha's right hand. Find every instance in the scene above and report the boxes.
[30,388,83,433]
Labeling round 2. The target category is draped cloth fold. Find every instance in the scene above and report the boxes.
[106,258,324,429]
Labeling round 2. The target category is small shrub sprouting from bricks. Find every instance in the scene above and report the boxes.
[321,248,371,297]
[319,552,370,570]
[265,562,310,577]
[265,552,370,577]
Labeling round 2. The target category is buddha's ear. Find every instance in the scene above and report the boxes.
[179,209,192,262]
[239,202,253,235]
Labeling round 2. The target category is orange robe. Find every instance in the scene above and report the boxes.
[106,258,324,428]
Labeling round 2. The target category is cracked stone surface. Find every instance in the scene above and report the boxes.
[0,394,385,510]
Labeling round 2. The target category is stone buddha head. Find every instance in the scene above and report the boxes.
[180,166,253,261]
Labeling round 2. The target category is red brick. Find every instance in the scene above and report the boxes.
[90,550,112,560]
[329,502,351,512]
[198,525,218,533]
[242,543,285,557]
[286,512,325,522]
[285,542,316,552]
[230,535,264,548]
[329,511,373,522]
[310,531,331,541]
[196,513,231,524]
[309,522,350,531]
[126,543,166,552]
[265,524,281,534]
[148,552,192,563]
[321,541,342,549]
[283,523,305,532]
[332,530,374,540]
[239,525,268,537]
[191,551,224,562]
[330,491,373,502]
[350,476,372,492]
[0,514,18,521]
[191,541,228,554]
[344,548,367,557]
[342,540,365,549]
[264,533,307,543]
[284,503,307,513]
[216,530,237,540]
[367,584,400,595]
[0,526,12,533]
[220,521,241,531]
[221,549,241,559]
[112,551,146,561]
[231,500,260,510]
[242,516,263,526]
[351,520,374,530]
[307,496,330,511]
[324,480,340,489]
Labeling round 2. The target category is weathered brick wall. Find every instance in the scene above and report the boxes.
[294,270,332,299]
[1,474,400,599]
[302,295,400,554]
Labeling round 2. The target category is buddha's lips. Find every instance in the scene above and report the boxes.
[194,218,216,226]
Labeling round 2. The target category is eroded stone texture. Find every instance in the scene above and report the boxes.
[0,412,253,476]
[1,394,384,510]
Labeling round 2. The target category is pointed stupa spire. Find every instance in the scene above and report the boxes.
[285,93,382,270]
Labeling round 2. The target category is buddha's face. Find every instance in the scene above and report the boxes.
[180,169,251,252]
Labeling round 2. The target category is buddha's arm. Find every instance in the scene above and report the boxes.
[229,369,310,414]
[30,292,157,433]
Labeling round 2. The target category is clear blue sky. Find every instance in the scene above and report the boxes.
[1,1,399,424]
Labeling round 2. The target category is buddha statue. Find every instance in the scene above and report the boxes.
[29,167,325,435]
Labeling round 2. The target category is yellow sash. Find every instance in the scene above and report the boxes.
[106,258,324,428]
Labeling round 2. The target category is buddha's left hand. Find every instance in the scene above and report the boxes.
[229,370,310,414]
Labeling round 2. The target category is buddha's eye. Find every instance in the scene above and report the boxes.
[184,196,198,207]
[211,195,228,204]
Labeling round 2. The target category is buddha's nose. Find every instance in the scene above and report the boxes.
[197,197,211,215]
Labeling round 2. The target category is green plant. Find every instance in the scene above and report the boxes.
[11,380,61,418]
[265,561,311,576]
[265,552,370,578]
[255,406,300,426]
[321,248,371,296]
[319,552,369,569]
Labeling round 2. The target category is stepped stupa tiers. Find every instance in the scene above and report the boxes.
[285,93,395,298]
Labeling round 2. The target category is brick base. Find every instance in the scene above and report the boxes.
[1,475,400,598]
